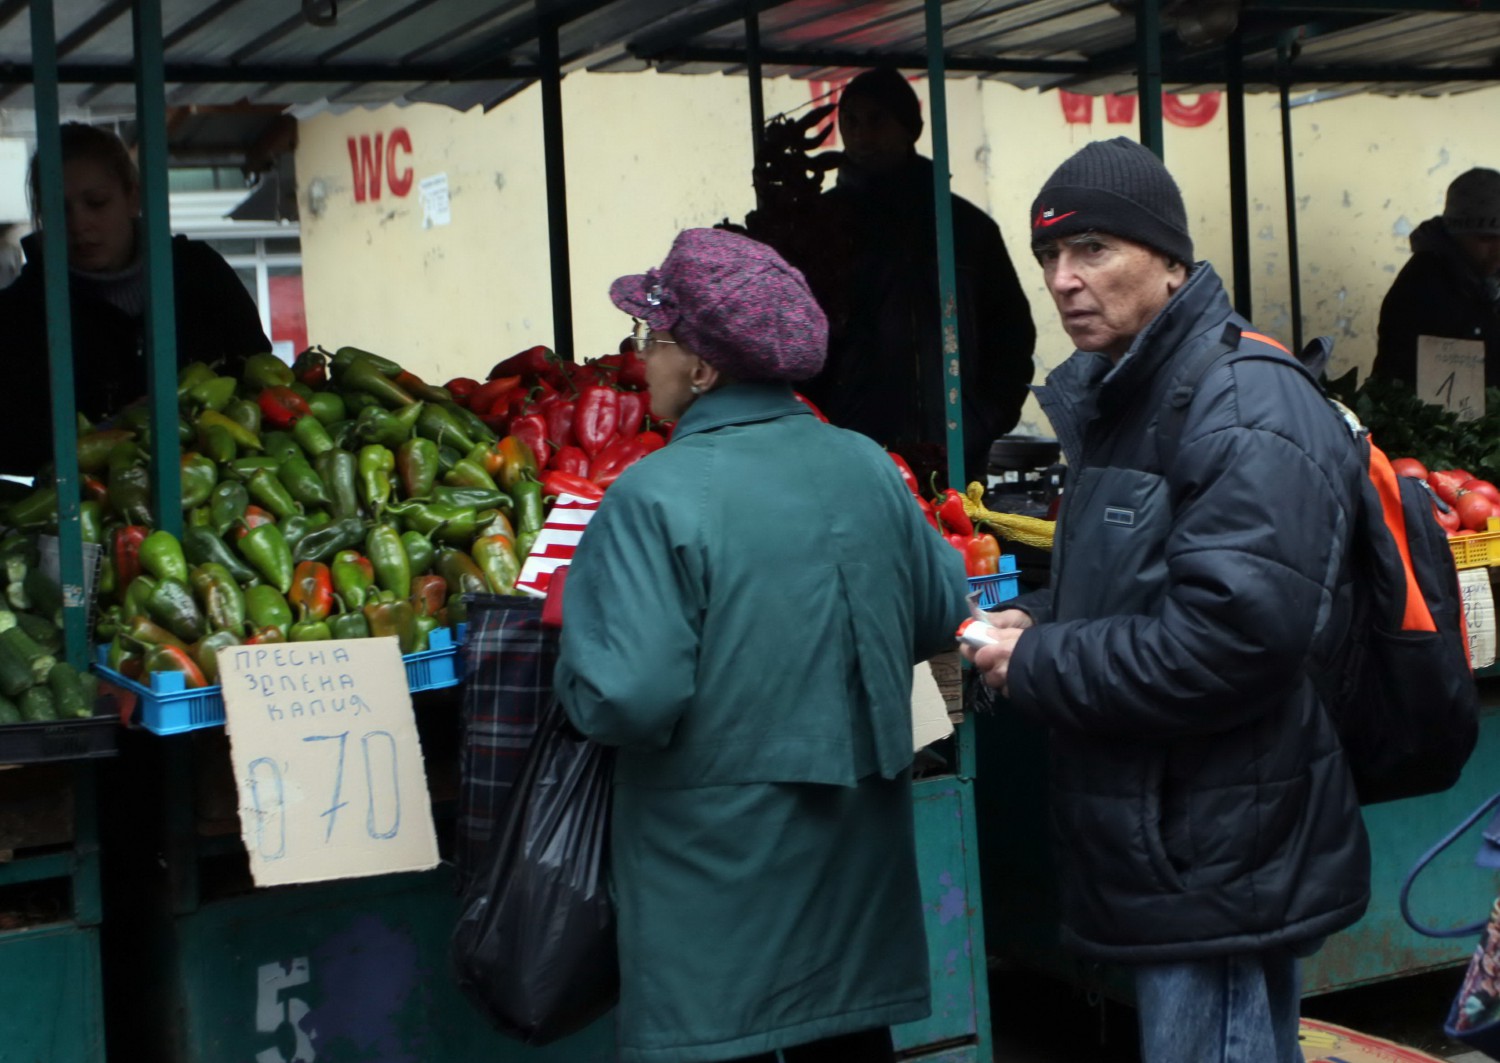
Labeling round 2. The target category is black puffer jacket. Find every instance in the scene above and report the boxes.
[1008,263,1371,962]
[1370,217,1500,390]
[0,232,270,475]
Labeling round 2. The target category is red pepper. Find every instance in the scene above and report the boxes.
[543,469,605,501]
[258,386,311,429]
[965,533,1002,577]
[544,400,577,451]
[443,377,481,407]
[591,439,650,489]
[551,445,590,478]
[793,391,830,423]
[616,390,646,438]
[637,430,666,455]
[488,345,557,382]
[293,348,327,387]
[288,561,334,623]
[246,626,286,644]
[113,525,149,601]
[232,506,277,540]
[888,452,923,497]
[510,413,552,470]
[575,385,620,459]
[82,474,110,504]
[916,497,943,534]
[410,573,448,617]
[946,532,970,554]
[566,362,601,391]
[471,375,522,418]
[617,349,647,390]
[937,488,974,537]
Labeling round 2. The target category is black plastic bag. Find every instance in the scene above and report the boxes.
[451,695,618,1044]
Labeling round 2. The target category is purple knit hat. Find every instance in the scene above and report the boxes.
[609,228,828,382]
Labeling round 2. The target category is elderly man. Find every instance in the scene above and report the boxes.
[963,137,1371,1063]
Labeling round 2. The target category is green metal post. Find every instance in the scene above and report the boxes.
[1227,32,1252,315]
[539,21,575,361]
[924,0,966,492]
[72,764,103,927]
[1136,0,1165,157]
[746,9,766,159]
[31,0,88,668]
[133,0,183,533]
[1278,41,1305,354]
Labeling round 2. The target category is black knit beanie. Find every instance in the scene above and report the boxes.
[1029,137,1193,264]
[839,68,923,137]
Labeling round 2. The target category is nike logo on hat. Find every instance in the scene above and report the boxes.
[1034,207,1078,228]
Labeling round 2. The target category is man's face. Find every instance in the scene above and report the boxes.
[1455,231,1500,279]
[1035,232,1187,360]
[838,94,917,173]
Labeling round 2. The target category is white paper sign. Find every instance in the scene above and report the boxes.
[1416,335,1486,422]
[1459,568,1497,671]
[419,172,450,228]
[911,663,956,751]
[220,638,439,887]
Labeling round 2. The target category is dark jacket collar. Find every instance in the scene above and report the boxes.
[671,382,810,442]
[1096,261,1233,408]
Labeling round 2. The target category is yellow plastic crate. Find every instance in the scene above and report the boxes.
[1450,516,1500,570]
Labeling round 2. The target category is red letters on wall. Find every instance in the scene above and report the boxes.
[1058,90,1221,127]
[347,127,414,202]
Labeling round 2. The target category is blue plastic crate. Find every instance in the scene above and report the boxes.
[92,624,468,736]
[967,555,1020,610]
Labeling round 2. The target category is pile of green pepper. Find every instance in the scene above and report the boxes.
[9,347,545,690]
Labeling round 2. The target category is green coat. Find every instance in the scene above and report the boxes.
[556,383,968,1063]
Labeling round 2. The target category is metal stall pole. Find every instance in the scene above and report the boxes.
[924,0,966,496]
[539,20,576,361]
[1278,40,1304,355]
[1136,0,1165,157]
[1226,32,1252,316]
[30,0,88,667]
[746,9,766,160]
[133,0,183,533]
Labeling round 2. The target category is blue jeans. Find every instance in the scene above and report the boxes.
[1134,950,1305,1063]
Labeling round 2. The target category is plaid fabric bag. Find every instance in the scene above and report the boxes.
[1400,790,1500,1054]
[456,594,560,893]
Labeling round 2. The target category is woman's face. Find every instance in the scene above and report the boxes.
[61,157,138,273]
[642,329,703,421]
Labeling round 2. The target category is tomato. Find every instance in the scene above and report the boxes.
[1433,500,1462,533]
[1390,457,1429,480]
[1461,479,1500,506]
[1455,491,1497,532]
[1429,469,1469,506]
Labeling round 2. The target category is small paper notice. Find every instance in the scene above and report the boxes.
[419,172,450,228]
[1459,568,1497,671]
[1416,335,1485,422]
[913,658,957,751]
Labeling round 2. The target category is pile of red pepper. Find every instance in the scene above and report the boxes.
[888,453,1003,578]
[438,343,664,501]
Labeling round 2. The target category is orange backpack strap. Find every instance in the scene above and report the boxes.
[1366,442,1438,633]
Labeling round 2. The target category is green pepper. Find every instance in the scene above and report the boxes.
[190,563,247,634]
[292,414,335,457]
[95,603,122,641]
[511,478,545,559]
[495,436,538,493]
[227,456,283,480]
[365,523,411,599]
[262,430,304,465]
[145,578,207,642]
[341,391,383,416]
[278,454,331,507]
[201,423,238,464]
[209,482,250,537]
[443,400,499,445]
[332,550,374,610]
[139,530,190,585]
[472,534,521,595]
[179,452,219,510]
[182,526,258,586]
[187,506,212,529]
[189,375,237,412]
[332,346,403,378]
[386,500,490,546]
[243,351,295,390]
[358,445,395,513]
[279,514,317,556]
[248,467,302,520]
[290,381,316,402]
[432,485,512,510]
[123,575,159,623]
[397,437,440,500]
[330,611,371,639]
[363,596,416,652]
[401,530,435,576]
[446,593,468,625]
[307,391,347,426]
[123,614,189,654]
[78,428,135,472]
[316,448,362,521]
[144,644,209,688]
[107,633,136,673]
[290,617,334,642]
[436,445,462,475]
[294,518,368,565]
[3,485,57,528]
[237,523,294,593]
[194,629,241,685]
[107,445,152,525]
[178,361,217,398]
[225,398,262,438]
[435,546,489,597]
[354,403,424,449]
[245,584,294,632]
[443,458,500,493]
[343,355,418,408]
[411,612,441,652]
[416,404,478,453]
[78,500,104,545]
[197,409,262,452]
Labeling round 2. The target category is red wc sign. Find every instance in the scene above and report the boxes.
[347,128,414,202]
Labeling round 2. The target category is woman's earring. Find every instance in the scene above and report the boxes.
[690,384,703,395]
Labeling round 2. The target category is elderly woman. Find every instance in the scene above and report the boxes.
[554,228,968,1063]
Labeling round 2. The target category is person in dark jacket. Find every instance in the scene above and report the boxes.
[1371,167,1500,395]
[556,228,969,1063]
[759,68,1035,487]
[962,138,1370,1063]
[0,123,270,474]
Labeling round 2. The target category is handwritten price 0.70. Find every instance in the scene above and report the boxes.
[246,730,402,860]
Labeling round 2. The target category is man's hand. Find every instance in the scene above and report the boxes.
[958,609,1033,694]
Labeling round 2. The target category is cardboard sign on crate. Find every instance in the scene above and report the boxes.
[218,637,439,888]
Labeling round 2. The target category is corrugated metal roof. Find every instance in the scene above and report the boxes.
[1,0,1498,112]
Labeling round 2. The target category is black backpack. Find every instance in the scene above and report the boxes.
[1160,325,1479,805]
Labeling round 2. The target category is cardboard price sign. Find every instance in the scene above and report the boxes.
[220,638,439,888]
[1417,335,1486,422]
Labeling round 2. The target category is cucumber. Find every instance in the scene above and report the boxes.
[18,687,56,722]
[22,568,62,627]
[0,609,16,634]
[0,627,54,684]
[0,695,21,724]
[0,638,34,698]
[16,613,61,655]
[47,662,92,720]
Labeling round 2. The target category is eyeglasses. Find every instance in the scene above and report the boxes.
[630,320,678,354]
